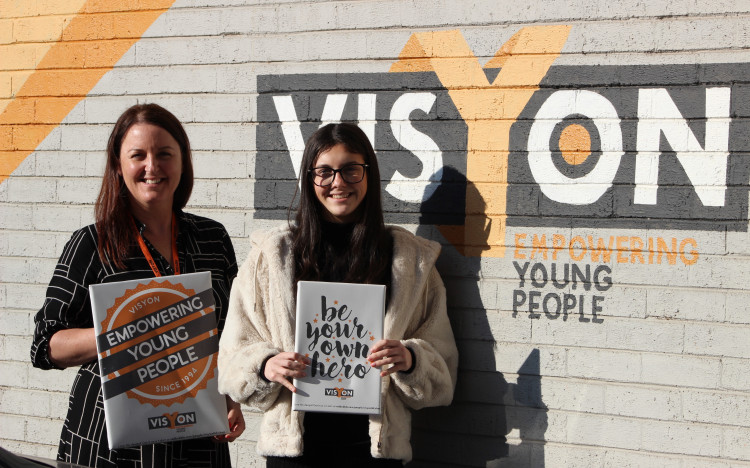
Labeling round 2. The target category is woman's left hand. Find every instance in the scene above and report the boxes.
[368,339,412,376]
[214,396,245,442]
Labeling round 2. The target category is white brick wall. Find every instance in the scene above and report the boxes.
[1,1,749,467]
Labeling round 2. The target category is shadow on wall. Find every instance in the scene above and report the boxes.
[410,168,548,467]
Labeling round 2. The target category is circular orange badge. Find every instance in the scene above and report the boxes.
[99,280,218,407]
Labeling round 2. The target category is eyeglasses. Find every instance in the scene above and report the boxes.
[309,164,368,187]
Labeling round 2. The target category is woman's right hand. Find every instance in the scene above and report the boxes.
[48,328,98,368]
[263,352,310,393]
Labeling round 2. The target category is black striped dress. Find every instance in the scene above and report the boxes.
[31,212,237,468]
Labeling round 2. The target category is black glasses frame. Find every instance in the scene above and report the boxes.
[308,164,369,187]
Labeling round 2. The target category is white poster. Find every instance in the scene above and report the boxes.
[292,281,385,414]
[90,272,228,449]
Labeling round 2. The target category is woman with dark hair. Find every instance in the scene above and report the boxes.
[31,103,245,467]
[218,123,457,467]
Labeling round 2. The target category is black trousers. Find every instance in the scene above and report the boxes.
[266,445,402,468]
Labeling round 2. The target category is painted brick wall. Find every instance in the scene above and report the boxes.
[1,1,749,467]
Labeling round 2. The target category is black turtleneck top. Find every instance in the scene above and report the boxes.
[302,221,391,454]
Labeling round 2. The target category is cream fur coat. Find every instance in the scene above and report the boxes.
[217,226,458,462]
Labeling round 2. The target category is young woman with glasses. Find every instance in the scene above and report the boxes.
[218,122,457,467]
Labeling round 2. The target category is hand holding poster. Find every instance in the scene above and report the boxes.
[90,271,229,449]
[292,281,385,414]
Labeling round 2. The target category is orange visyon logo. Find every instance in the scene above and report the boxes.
[99,280,218,407]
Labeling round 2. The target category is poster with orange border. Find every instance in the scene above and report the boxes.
[90,271,228,449]
[292,281,385,414]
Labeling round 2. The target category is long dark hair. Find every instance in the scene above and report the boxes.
[95,103,193,269]
[291,123,391,284]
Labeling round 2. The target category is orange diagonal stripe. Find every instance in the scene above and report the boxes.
[0,0,176,184]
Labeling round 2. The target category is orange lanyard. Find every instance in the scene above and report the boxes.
[132,213,180,277]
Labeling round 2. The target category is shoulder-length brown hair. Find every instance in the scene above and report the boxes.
[291,123,390,284]
[95,103,193,269]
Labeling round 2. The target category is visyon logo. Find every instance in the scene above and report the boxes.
[255,27,750,258]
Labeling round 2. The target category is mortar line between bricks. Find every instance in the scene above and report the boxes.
[529,441,750,465]
[488,339,750,360]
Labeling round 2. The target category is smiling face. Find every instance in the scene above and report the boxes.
[312,143,368,224]
[118,123,182,217]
